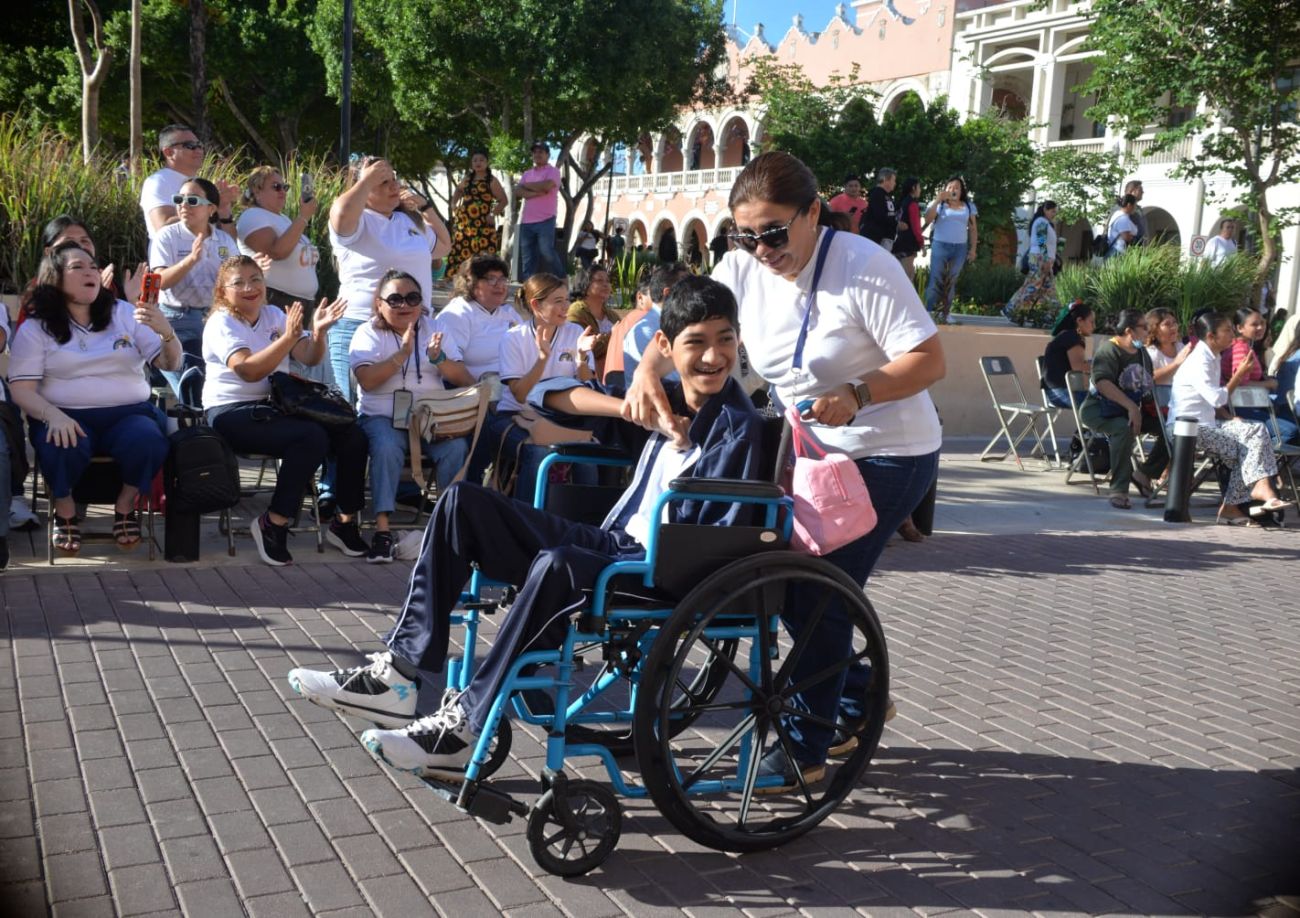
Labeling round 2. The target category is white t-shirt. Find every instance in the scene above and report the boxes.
[1108,213,1139,254]
[201,305,307,408]
[931,200,977,246]
[236,207,320,299]
[9,300,162,409]
[149,223,238,312]
[139,167,190,238]
[1205,235,1237,267]
[434,296,519,379]
[348,318,448,417]
[713,228,942,458]
[1147,344,1176,374]
[330,209,438,321]
[622,440,699,548]
[1028,216,1058,260]
[497,320,588,413]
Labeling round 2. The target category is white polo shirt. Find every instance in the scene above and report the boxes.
[434,296,519,379]
[139,167,190,239]
[149,223,238,312]
[330,209,438,321]
[9,300,162,409]
[349,318,448,417]
[236,207,320,299]
[713,227,942,458]
[201,305,307,408]
[497,320,588,413]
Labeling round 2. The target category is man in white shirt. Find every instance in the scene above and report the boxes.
[139,124,237,239]
[1107,195,1140,258]
[1205,219,1238,267]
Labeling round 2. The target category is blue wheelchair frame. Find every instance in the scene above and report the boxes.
[436,448,795,806]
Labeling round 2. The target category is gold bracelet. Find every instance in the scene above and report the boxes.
[160,331,176,344]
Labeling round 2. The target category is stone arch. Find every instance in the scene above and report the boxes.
[658,127,684,173]
[652,216,680,262]
[983,47,1037,69]
[1054,35,1090,58]
[685,119,718,171]
[719,114,752,167]
[625,216,649,250]
[1143,206,1181,247]
[879,80,929,117]
[681,216,709,267]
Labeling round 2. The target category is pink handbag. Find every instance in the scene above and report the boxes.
[784,405,877,555]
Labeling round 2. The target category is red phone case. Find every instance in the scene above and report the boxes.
[141,272,162,304]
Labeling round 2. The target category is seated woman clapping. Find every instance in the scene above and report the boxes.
[8,244,183,554]
[201,256,370,566]
[1170,311,1294,523]
[350,271,471,564]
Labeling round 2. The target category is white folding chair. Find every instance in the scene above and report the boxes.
[1033,356,1065,468]
[1063,371,1104,493]
[1230,385,1300,505]
[978,356,1054,471]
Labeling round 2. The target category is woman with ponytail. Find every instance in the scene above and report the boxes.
[1041,300,1095,408]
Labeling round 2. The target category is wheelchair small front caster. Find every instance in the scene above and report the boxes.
[527,779,621,876]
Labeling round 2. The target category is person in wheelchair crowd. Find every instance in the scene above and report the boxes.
[1078,309,1169,509]
[288,275,765,778]
[350,270,469,564]
[150,177,240,404]
[603,261,691,389]
[8,243,183,555]
[625,151,944,791]
[1041,300,1094,409]
[200,255,369,566]
[1171,311,1294,523]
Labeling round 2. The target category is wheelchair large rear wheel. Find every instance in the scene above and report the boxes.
[632,552,889,853]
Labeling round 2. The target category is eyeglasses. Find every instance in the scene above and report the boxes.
[381,292,423,308]
[268,182,290,192]
[478,275,508,286]
[170,141,204,151]
[172,194,214,207]
[223,277,265,289]
[728,209,807,253]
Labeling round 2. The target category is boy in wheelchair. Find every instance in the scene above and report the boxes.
[290,276,767,778]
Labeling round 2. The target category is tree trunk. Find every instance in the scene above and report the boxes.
[189,0,209,143]
[215,76,277,162]
[1252,193,1276,307]
[68,0,112,163]
[128,0,142,170]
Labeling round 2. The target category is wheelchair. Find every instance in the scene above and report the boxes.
[402,435,891,877]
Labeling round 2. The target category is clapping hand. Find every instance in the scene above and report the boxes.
[426,330,444,363]
[216,179,240,210]
[535,324,555,361]
[576,329,598,357]
[311,297,347,336]
[284,302,305,339]
[252,252,274,274]
[398,321,417,357]
[189,224,210,261]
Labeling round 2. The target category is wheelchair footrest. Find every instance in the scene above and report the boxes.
[423,779,528,825]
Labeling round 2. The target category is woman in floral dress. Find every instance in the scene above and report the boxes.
[446,149,508,272]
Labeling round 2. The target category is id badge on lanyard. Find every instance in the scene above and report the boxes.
[390,325,420,429]
[789,228,837,413]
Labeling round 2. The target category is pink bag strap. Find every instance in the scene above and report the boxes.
[784,405,828,459]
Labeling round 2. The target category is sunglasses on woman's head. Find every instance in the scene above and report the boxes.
[382,292,423,308]
[172,194,213,207]
[728,209,807,253]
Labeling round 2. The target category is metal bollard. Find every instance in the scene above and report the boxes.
[1164,415,1198,523]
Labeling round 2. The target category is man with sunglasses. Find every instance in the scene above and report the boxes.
[140,123,237,239]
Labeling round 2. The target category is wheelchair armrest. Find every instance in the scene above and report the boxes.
[547,442,633,461]
[667,477,785,500]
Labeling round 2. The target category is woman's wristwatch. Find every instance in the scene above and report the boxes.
[851,381,873,410]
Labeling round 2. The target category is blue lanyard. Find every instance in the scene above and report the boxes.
[791,228,837,372]
[391,322,422,385]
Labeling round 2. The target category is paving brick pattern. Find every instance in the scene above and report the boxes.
[2,459,1299,917]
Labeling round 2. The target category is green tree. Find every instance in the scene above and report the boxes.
[1035,146,1129,228]
[1079,0,1300,293]
[952,112,1038,250]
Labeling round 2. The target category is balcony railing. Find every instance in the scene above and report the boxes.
[1128,135,1193,164]
[1046,137,1108,154]
[602,166,745,198]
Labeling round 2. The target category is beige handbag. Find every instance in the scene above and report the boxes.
[406,385,490,488]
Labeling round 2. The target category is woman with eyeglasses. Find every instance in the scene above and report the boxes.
[624,151,945,791]
[201,256,368,567]
[9,243,182,555]
[236,166,321,309]
[350,271,469,563]
[149,177,239,404]
[328,156,452,407]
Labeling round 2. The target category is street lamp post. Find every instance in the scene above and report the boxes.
[340,0,353,164]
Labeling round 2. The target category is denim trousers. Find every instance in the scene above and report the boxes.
[782,449,941,763]
[321,317,366,501]
[357,414,470,514]
[28,401,169,499]
[518,217,563,279]
[924,241,968,313]
[158,307,207,403]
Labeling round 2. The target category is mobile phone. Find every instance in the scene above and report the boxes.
[392,388,413,430]
[141,272,162,305]
[301,173,315,203]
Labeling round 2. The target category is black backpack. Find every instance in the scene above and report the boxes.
[1091,229,1111,258]
[165,409,240,514]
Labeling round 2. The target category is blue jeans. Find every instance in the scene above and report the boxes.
[925,241,968,313]
[357,414,470,515]
[29,402,169,500]
[323,317,366,501]
[518,217,563,279]
[1045,387,1082,410]
[158,307,207,404]
[782,449,941,763]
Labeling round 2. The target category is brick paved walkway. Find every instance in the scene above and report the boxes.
[2,457,1299,916]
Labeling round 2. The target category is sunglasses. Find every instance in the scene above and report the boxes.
[728,208,808,253]
[268,182,290,192]
[172,194,214,207]
[171,141,204,151]
[381,291,423,308]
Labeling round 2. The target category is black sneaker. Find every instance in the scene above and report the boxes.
[252,513,292,566]
[326,518,369,557]
[753,743,826,795]
[367,531,395,564]
[0,536,9,571]
[314,496,338,524]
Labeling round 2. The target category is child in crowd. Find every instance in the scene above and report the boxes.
[289,275,766,778]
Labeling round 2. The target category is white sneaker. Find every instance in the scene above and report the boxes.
[9,496,38,528]
[361,700,478,778]
[288,651,418,727]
